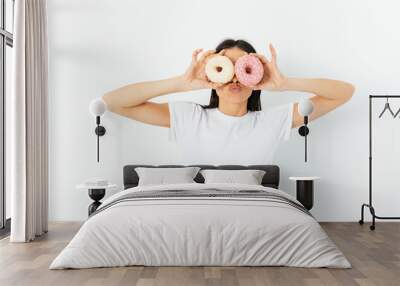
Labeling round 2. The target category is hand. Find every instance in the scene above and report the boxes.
[251,44,287,91]
[181,49,224,91]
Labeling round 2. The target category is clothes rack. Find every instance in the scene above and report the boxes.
[359,95,400,230]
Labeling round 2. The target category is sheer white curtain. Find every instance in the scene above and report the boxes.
[8,0,48,242]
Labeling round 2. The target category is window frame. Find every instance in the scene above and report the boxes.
[0,0,14,235]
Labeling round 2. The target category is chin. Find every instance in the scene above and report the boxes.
[217,87,252,104]
[220,92,251,104]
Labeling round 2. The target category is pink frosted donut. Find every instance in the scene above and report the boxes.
[235,55,264,87]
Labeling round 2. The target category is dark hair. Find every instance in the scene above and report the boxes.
[202,39,262,111]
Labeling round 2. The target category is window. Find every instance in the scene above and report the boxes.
[0,0,14,235]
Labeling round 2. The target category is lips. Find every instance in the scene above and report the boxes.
[228,83,242,92]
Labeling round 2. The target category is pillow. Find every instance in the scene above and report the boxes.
[200,169,266,185]
[135,167,201,186]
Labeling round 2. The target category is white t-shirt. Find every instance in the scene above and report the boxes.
[168,101,294,165]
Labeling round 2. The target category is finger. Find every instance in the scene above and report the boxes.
[192,48,203,62]
[202,81,214,89]
[198,49,216,62]
[192,48,203,56]
[210,82,224,89]
[269,44,277,62]
[203,78,223,89]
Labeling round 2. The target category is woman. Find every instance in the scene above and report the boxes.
[102,39,355,165]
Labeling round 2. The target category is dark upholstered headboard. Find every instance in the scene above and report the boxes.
[123,165,280,190]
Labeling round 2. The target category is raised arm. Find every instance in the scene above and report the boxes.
[282,78,355,128]
[102,49,221,127]
[252,44,355,128]
[103,76,186,127]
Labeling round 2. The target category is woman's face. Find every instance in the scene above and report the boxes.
[215,47,253,104]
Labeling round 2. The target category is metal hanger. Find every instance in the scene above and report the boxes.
[378,97,395,118]
[393,105,400,118]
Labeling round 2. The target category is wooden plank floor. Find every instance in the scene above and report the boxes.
[0,222,399,286]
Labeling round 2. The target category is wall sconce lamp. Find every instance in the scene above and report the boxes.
[89,98,107,162]
[298,99,314,162]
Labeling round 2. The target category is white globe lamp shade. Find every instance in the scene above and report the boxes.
[298,99,314,116]
[89,98,107,117]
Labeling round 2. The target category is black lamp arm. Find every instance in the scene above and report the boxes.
[94,116,106,162]
[298,116,309,162]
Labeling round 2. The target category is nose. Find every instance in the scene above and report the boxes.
[232,75,238,83]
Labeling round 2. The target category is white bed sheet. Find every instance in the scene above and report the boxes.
[50,183,350,269]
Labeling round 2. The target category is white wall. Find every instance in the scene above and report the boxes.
[47,0,400,221]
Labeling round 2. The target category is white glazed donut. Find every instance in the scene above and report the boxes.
[205,55,234,84]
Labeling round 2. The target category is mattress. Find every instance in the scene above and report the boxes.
[50,183,351,269]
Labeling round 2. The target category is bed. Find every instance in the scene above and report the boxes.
[50,164,351,269]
